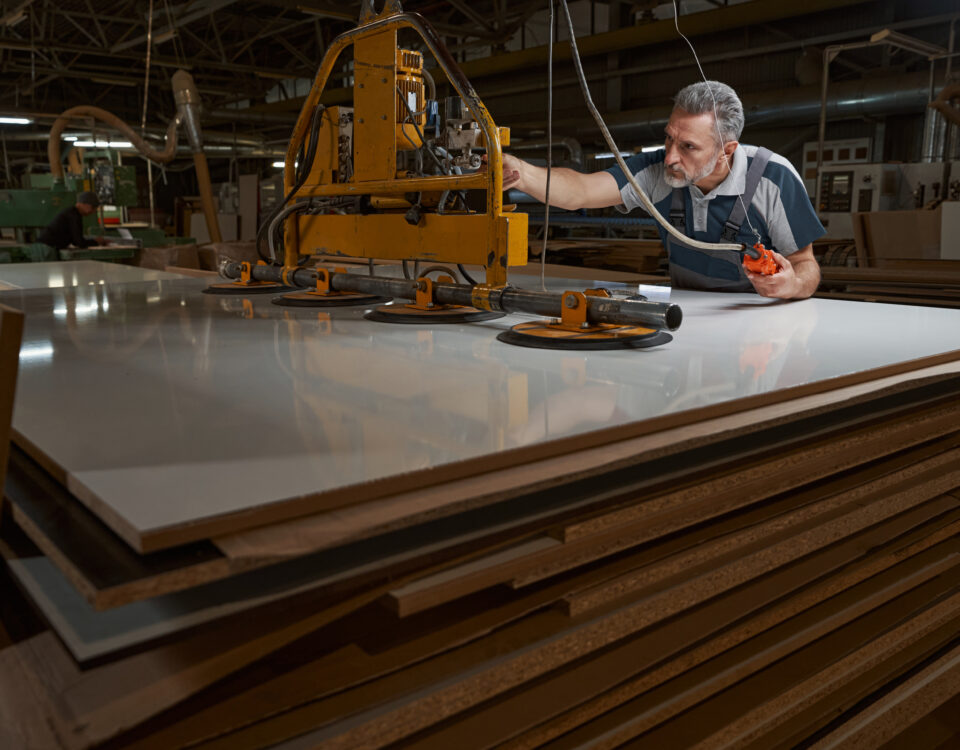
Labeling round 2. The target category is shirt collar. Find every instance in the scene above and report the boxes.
[688,144,747,200]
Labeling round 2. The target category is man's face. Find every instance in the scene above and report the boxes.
[662,109,723,188]
[76,202,95,216]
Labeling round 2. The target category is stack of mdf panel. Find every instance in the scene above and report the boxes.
[817,266,960,309]
[2,361,960,749]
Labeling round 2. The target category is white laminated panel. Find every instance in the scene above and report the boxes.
[0,261,182,291]
[6,273,960,552]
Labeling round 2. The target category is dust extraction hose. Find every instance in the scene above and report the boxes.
[47,105,179,180]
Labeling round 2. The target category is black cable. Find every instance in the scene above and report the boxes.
[417,264,458,280]
[397,85,448,176]
[458,264,478,285]
[256,103,326,263]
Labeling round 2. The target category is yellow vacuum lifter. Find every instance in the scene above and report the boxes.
[213,0,682,350]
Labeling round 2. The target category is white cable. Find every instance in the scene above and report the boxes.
[555,0,742,252]
[540,0,554,292]
[671,0,761,243]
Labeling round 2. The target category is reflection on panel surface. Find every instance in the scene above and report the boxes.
[5,273,960,538]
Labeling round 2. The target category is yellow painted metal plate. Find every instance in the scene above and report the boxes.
[296,212,528,269]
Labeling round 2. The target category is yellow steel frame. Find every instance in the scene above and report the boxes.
[282,0,526,287]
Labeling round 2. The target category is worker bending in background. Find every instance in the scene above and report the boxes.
[33,191,107,260]
[502,81,824,299]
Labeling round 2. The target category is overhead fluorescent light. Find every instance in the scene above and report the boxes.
[0,116,32,125]
[272,161,285,168]
[63,135,78,142]
[594,151,635,160]
[642,145,664,153]
[73,140,134,148]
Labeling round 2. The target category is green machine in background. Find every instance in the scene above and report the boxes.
[0,154,170,262]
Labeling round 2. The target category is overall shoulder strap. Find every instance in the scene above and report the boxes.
[722,147,772,241]
[668,188,687,233]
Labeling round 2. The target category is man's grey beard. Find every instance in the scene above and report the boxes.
[663,150,721,188]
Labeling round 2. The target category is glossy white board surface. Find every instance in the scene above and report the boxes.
[7,272,960,549]
[0,260,182,291]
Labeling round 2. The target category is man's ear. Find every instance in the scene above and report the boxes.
[723,140,739,159]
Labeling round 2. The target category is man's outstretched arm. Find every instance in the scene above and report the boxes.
[502,153,623,210]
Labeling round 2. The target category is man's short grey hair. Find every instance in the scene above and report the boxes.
[673,81,744,145]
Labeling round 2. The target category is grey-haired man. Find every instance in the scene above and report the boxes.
[502,81,823,299]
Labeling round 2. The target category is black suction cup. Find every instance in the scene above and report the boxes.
[203,282,291,295]
[497,321,672,350]
[272,291,392,307]
[364,304,503,324]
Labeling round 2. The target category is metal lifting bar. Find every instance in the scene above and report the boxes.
[217,261,683,331]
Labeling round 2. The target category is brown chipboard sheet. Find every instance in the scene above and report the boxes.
[387,426,960,617]
[556,393,960,544]
[498,509,960,750]
[0,504,651,750]
[0,562,452,749]
[675,598,960,750]
[214,363,960,563]
[108,494,960,750]
[11,364,957,614]
[150,484,960,750]
[563,451,960,617]
[0,613,346,750]
[220,534,960,750]
[550,581,960,750]
[819,266,960,286]
[9,273,960,553]
[5,436,630,612]
[815,291,960,309]
[4,553,394,666]
[581,591,960,750]
[515,406,960,597]
[809,643,960,750]
[373,524,960,750]
[739,628,960,750]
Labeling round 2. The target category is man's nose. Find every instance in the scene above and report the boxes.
[664,143,680,164]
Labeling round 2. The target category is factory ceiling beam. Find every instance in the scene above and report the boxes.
[0,37,310,79]
[111,0,239,53]
[451,0,875,80]
[83,0,109,48]
[445,0,497,34]
[245,0,879,116]
[517,70,933,144]
[0,0,34,27]
[261,0,507,41]
[479,11,958,102]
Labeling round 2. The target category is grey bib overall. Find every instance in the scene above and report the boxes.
[665,147,772,292]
